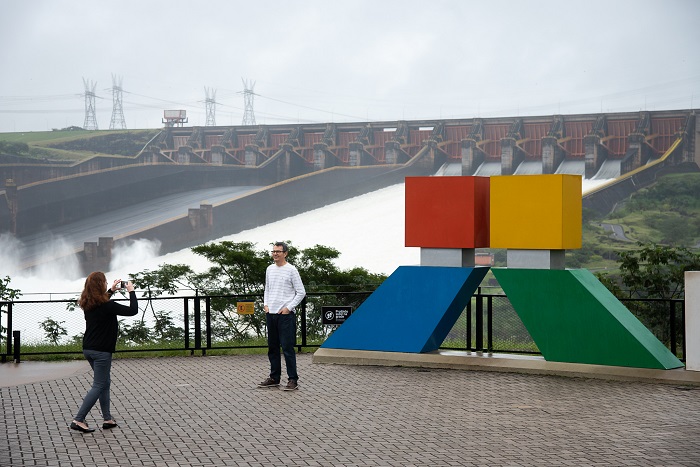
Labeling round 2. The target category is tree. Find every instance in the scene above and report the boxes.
[0,276,21,343]
[38,317,67,345]
[595,242,699,354]
[128,241,386,343]
[597,242,700,300]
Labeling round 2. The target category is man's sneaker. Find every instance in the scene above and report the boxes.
[257,377,280,388]
[283,380,298,391]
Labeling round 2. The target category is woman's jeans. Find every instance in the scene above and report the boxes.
[74,349,112,422]
[266,312,298,382]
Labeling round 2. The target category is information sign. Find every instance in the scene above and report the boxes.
[236,300,255,314]
[322,305,354,325]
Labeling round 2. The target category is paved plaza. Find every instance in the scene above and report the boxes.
[2,353,700,466]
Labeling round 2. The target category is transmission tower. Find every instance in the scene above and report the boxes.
[241,78,256,125]
[109,74,127,130]
[82,78,99,130]
[205,87,217,126]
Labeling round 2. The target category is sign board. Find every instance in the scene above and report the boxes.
[322,305,354,325]
[236,300,255,315]
[164,109,187,119]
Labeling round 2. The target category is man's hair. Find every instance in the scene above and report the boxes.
[273,241,288,252]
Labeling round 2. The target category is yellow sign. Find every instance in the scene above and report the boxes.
[236,300,255,315]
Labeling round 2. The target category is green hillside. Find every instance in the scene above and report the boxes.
[0,128,159,161]
[572,173,700,270]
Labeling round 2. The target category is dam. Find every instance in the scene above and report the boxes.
[0,109,697,275]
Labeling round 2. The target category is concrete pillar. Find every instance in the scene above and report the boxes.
[624,133,644,173]
[461,139,483,176]
[541,136,561,174]
[84,242,98,262]
[420,248,475,267]
[685,271,700,371]
[243,145,256,166]
[500,137,517,175]
[98,237,113,264]
[177,146,191,164]
[200,204,213,228]
[348,142,363,166]
[188,208,201,230]
[210,146,225,165]
[385,142,399,164]
[506,249,566,270]
[313,145,326,170]
[584,134,607,179]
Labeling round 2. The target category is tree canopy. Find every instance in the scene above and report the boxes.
[596,242,700,299]
[128,241,386,341]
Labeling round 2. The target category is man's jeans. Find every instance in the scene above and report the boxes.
[75,349,112,422]
[266,312,298,382]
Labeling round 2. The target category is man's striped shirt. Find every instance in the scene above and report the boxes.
[264,262,306,314]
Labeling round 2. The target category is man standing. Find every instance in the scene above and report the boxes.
[258,241,306,391]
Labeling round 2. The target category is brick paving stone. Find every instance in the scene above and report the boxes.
[2,353,700,466]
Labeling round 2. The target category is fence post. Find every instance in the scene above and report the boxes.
[5,302,13,363]
[487,295,493,353]
[475,293,484,351]
[13,330,20,363]
[682,300,686,362]
[670,299,677,358]
[205,297,211,354]
[184,298,190,354]
[299,296,307,352]
[194,294,201,353]
[466,299,472,351]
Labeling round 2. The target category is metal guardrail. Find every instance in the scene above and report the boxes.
[1,290,686,362]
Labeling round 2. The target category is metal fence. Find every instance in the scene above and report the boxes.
[0,289,686,362]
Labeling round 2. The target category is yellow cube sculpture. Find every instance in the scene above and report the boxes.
[490,174,582,249]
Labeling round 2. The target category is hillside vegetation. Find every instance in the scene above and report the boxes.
[571,173,700,270]
[0,128,159,161]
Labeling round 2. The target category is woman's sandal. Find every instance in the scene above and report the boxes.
[102,420,118,429]
[70,421,95,433]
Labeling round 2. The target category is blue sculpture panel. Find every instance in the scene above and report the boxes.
[321,266,489,353]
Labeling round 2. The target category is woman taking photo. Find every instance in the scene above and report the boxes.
[69,272,138,433]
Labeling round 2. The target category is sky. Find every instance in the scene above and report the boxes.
[1,0,699,133]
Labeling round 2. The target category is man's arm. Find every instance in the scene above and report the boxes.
[286,268,306,310]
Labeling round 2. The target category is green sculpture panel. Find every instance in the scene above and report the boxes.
[492,268,683,369]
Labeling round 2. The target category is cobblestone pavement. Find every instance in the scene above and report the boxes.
[2,353,700,466]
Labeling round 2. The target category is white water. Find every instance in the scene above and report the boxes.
[5,178,610,297]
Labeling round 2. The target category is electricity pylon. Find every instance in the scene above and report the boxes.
[205,87,217,126]
[109,74,127,130]
[242,78,256,125]
[82,78,99,130]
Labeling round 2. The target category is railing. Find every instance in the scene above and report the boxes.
[0,290,686,362]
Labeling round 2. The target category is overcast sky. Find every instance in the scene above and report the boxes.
[1,0,699,133]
